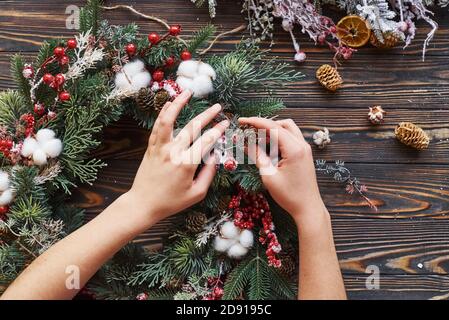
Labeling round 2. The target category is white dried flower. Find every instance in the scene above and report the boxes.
[313,127,331,149]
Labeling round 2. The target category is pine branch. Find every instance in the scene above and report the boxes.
[10,55,32,105]
[222,256,253,299]
[0,90,29,129]
[79,0,102,35]
[235,98,284,118]
[188,24,217,55]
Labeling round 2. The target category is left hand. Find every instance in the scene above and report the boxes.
[127,90,229,225]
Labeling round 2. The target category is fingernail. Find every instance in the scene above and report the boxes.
[211,104,221,111]
[222,120,230,127]
[238,117,248,122]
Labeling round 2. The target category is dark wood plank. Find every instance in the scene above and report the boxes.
[1,0,448,57]
[344,274,449,300]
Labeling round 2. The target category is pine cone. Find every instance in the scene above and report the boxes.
[185,211,208,234]
[395,122,430,150]
[154,90,171,113]
[279,253,297,278]
[136,87,155,112]
[316,64,343,92]
[370,32,399,49]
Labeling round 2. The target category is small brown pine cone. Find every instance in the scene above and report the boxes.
[316,64,343,92]
[395,122,430,150]
[136,87,155,112]
[185,211,208,234]
[217,195,232,213]
[279,253,297,278]
[370,32,399,49]
[154,90,171,113]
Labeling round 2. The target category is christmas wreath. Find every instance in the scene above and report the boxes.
[0,1,372,300]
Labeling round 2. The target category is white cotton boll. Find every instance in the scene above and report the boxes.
[227,243,248,259]
[220,221,240,239]
[114,72,133,91]
[122,59,145,77]
[131,71,152,90]
[0,189,14,206]
[0,171,10,191]
[177,60,199,78]
[21,138,39,157]
[192,75,213,98]
[42,139,63,158]
[198,62,216,80]
[214,236,236,252]
[36,128,56,144]
[239,229,254,248]
[32,149,48,166]
[176,76,195,92]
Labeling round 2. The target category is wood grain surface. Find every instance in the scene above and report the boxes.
[1,0,449,299]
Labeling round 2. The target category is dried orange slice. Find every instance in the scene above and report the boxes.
[336,15,371,48]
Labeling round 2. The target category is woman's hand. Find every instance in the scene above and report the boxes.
[238,117,323,222]
[128,90,229,225]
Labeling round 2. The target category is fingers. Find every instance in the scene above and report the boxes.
[176,104,222,147]
[148,101,171,147]
[238,117,299,159]
[276,119,304,142]
[188,120,229,165]
[192,154,216,199]
[153,90,192,144]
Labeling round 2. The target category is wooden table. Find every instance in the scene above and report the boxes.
[1,0,449,300]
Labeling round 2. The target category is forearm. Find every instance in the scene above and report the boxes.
[295,202,346,300]
[1,192,155,300]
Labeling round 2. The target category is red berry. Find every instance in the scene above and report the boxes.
[0,205,8,215]
[165,56,175,67]
[169,25,181,36]
[47,111,57,119]
[53,46,65,57]
[55,74,65,86]
[125,43,137,56]
[59,55,70,66]
[33,103,45,116]
[152,70,164,82]
[58,91,71,102]
[43,73,55,85]
[224,158,238,172]
[180,50,192,61]
[67,38,77,49]
[329,26,337,34]
[148,33,160,45]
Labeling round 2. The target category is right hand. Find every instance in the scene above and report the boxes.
[238,117,324,221]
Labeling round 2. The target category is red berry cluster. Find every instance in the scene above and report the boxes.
[20,113,35,137]
[228,186,282,268]
[202,277,224,300]
[0,139,13,158]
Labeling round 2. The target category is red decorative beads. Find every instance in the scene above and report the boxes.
[202,277,224,300]
[228,186,282,268]
[180,50,192,61]
[125,43,137,56]
[224,157,238,172]
[33,103,45,116]
[0,205,9,219]
[67,38,77,49]
[53,46,65,58]
[165,56,175,67]
[59,55,70,66]
[0,139,13,158]
[152,70,164,82]
[169,25,182,36]
[22,64,34,79]
[148,32,160,45]
[43,73,55,85]
[54,73,65,86]
[20,113,35,137]
[58,91,71,102]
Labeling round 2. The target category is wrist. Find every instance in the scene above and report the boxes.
[292,198,330,232]
[115,191,160,232]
